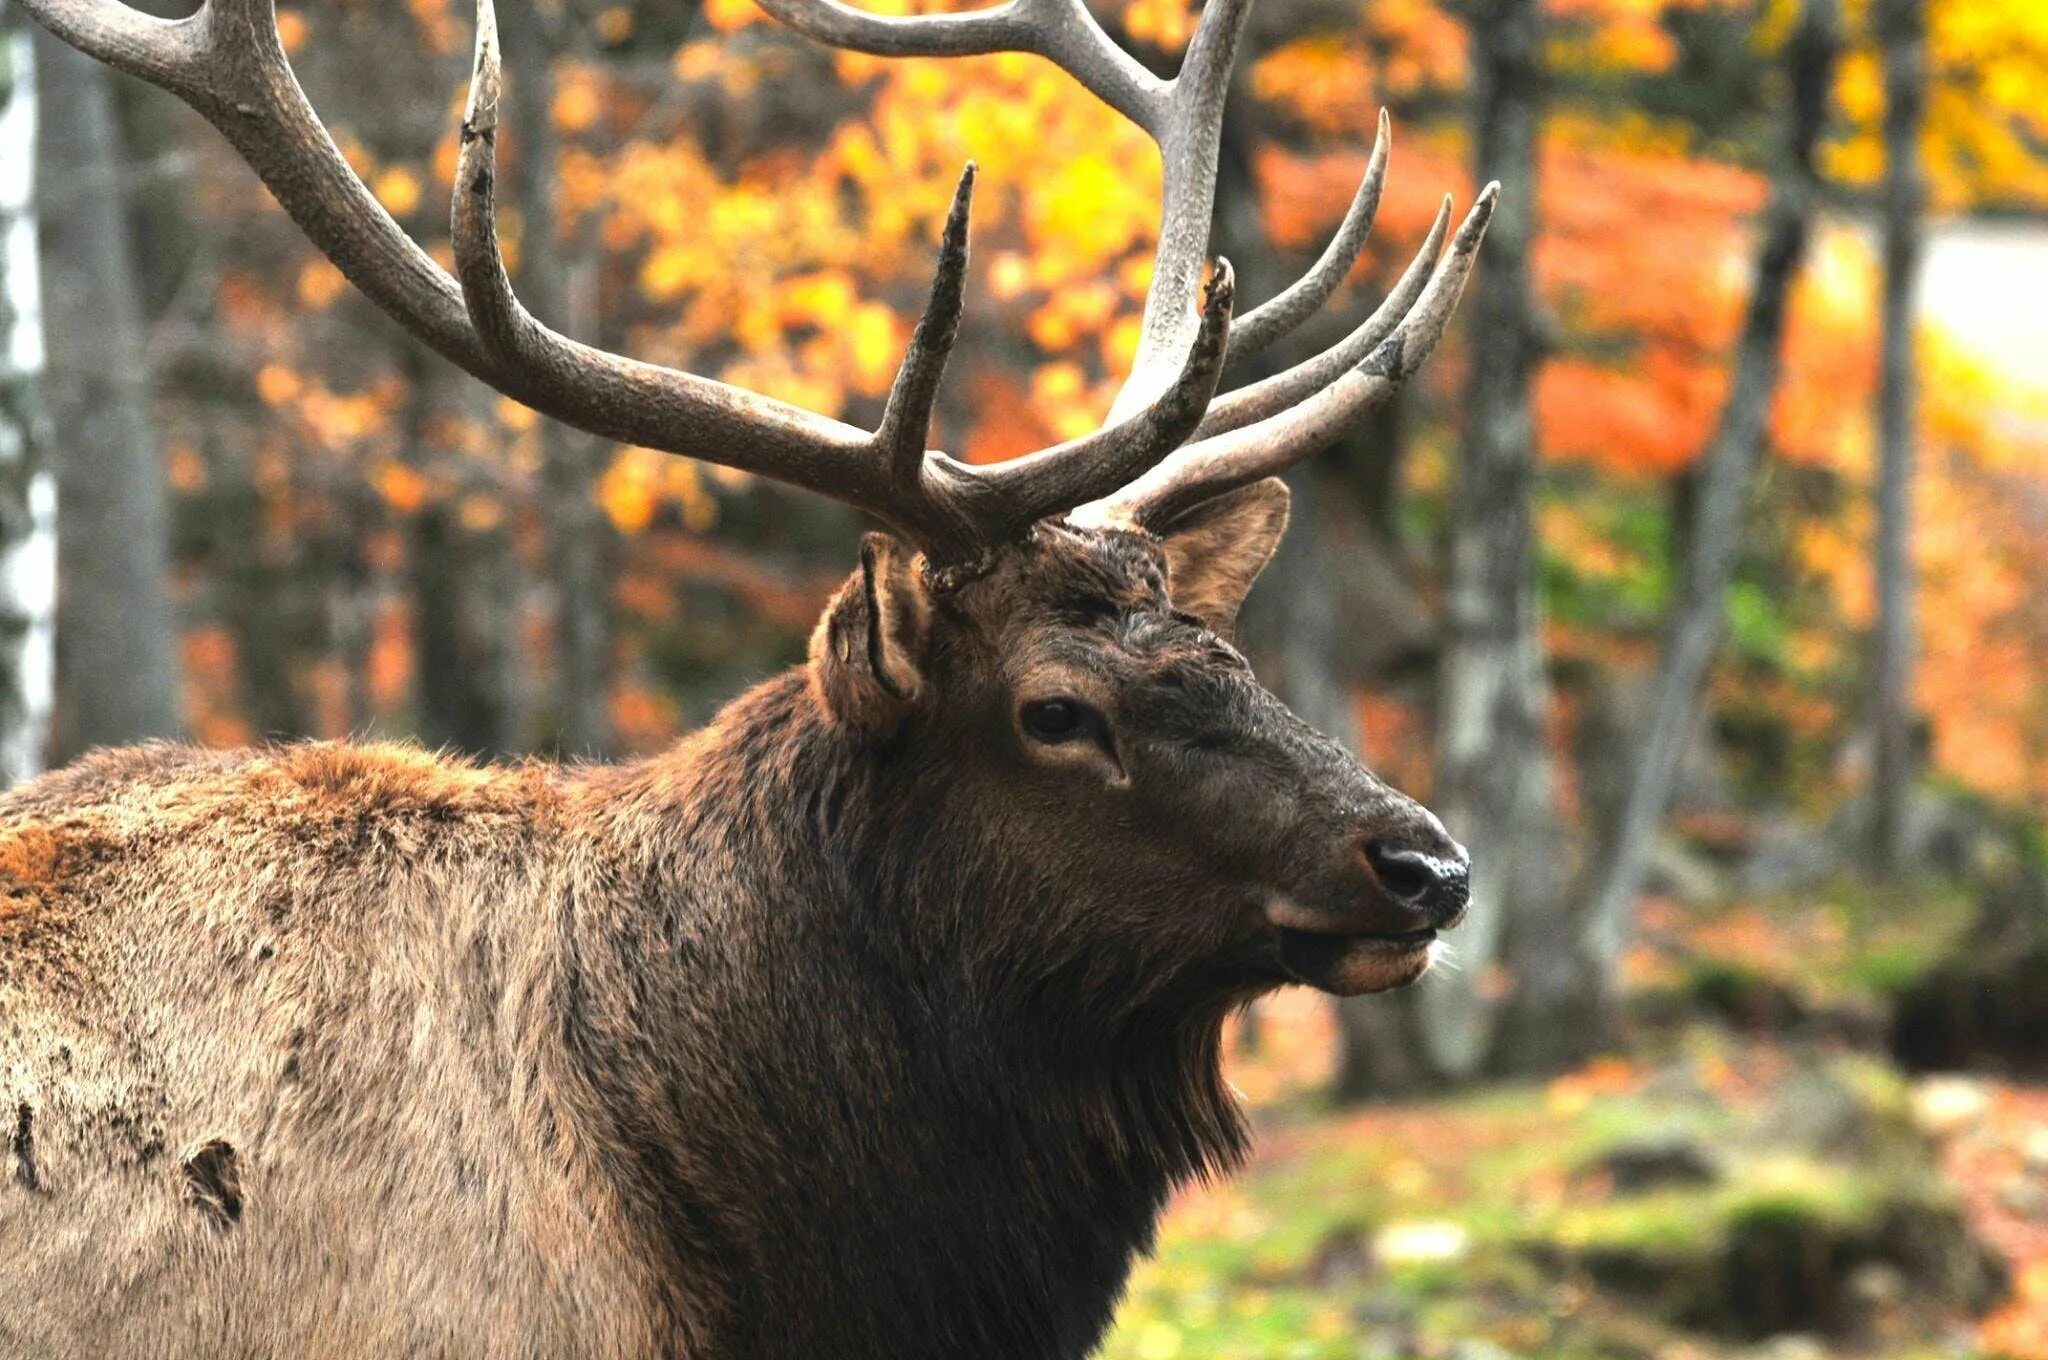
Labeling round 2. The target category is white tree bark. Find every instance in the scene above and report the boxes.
[0,5,56,788]
[37,31,182,758]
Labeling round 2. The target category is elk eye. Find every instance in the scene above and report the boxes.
[1021,699,1088,743]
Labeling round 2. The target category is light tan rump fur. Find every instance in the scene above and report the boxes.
[0,742,685,1360]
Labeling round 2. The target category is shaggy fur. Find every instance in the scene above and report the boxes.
[0,500,1462,1360]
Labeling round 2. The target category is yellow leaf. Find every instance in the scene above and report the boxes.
[276,7,308,54]
[553,74,602,134]
[296,259,347,309]
[256,363,301,407]
[373,167,422,218]
[847,303,900,397]
[496,397,539,432]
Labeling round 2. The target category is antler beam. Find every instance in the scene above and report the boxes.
[21,0,1493,567]
[21,0,1238,564]
[755,0,1165,132]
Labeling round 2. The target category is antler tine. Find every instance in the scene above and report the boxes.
[755,0,1166,133]
[758,0,1256,537]
[764,0,1258,491]
[1226,109,1392,365]
[456,0,1004,549]
[1194,193,1450,441]
[877,165,978,488]
[1075,184,1496,533]
[16,0,207,93]
[452,0,944,496]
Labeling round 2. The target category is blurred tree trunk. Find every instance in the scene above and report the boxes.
[1266,471,1433,1100]
[404,347,525,757]
[206,431,308,740]
[303,470,380,737]
[411,497,523,755]
[36,32,181,759]
[0,9,54,786]
[1428,0,1580,1079]
[1579,0,1841,993]
[500,0,615,758]
[1211,42,1421,1087]
[1341,394,1407,552]
[1871,0,1924,870]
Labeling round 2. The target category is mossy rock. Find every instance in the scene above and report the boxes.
[1890,863,2048,1075]
[1546,1058,1996,1340]
[1527,1156,1996,1340]
[1891,939,2048,1076]
[1684,960,1808,1032]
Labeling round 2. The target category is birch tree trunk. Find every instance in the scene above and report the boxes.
[36,31,181,759]
[0,6,55,787]
[1871,0,1925,870]
[1580,0,1842,983]
[500,0,615,758]
[1428,0,1576,1079]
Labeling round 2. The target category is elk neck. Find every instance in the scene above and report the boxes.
[559,666,1250,1360]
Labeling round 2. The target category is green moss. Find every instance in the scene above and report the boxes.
[1101,1050,1989,1360]
[1638,878,1978,1034]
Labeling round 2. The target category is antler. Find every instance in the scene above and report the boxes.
[456,0,1234,560]
[20,0,1490,562]
[1073,184,1497,532]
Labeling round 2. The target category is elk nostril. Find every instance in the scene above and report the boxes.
[1365,841,1462,910]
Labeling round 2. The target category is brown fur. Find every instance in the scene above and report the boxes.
[1,499,1465,1360]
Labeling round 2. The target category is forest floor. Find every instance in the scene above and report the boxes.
[1099,885,2047,1360]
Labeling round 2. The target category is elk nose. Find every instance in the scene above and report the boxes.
[1364,839,1470,925]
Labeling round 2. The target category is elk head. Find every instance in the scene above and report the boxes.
[811,489,1469,1007]
[23,0,1492,1004]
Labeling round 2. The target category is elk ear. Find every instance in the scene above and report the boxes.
[1157,477,1290,639]
[810,532,932,736]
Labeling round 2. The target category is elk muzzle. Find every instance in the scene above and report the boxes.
[1263,799,1469,997]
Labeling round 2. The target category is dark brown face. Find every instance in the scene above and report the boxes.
[809,479,1468,1002]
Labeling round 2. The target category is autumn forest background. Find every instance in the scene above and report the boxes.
[2,0,2047,1352]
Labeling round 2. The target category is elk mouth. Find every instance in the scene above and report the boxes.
[1271,924,1438,997]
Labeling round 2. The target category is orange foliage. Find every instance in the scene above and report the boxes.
[1544,1055,1646,1115]
[169,0,2048,815]
[1826,0,2048,211]
[1219,988,1338,1105]
[1546,0,1738,77]
[963,369,1060,466]
[180,627,253,749]
[1536,118,1768,476]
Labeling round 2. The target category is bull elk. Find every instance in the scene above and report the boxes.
[1,0,1491,1352]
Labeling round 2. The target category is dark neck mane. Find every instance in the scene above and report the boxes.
[573,669,1249,1360]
